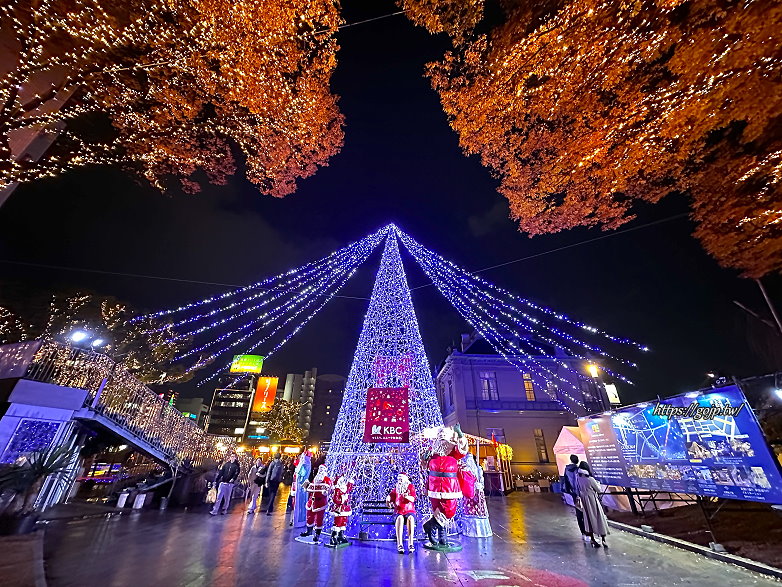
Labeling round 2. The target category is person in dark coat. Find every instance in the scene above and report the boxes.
[575,462,610,548]
[264,453,284,515]
[563,455,589,542]
[210,453,240,515]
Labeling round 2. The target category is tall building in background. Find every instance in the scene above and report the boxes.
[205,386,254,442]
[309,374,347,444]
[175,397,210,428]
[283,368,317,438]
[436,331,608,478]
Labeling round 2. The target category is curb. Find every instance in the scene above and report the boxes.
[608,520,782,581]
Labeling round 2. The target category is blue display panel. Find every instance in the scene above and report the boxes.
[578,386,782,504]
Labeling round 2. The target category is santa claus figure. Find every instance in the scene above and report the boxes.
[422,424,475,547]
[300,465,331,543]
[328,475,354,547]
[387,472,416,554]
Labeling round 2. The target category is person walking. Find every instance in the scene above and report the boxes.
[264,453,284,515]
[210,453,240,516]
[563,455,589,542]
[247,457,267,514]
[575,462,610,548]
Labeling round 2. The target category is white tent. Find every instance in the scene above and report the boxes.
[552,426,586,476]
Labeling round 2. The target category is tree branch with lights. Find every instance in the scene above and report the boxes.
[0,0,344,196]
[406,0,782,278]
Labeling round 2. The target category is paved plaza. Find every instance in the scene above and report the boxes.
[41,491,777,587]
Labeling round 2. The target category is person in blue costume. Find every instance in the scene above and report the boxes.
[289,450,312,527]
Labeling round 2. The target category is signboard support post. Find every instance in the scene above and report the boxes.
[696,496,723,551]
[625,487,639,516]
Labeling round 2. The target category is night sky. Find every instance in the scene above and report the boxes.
[0,2,779,405]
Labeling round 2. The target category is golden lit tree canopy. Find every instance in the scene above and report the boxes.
[417,0,782,277]
[397,0,485,43]
[0,0,344,196]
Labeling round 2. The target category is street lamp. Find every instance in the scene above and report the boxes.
[587,363,600,378]
[91,338,105,348]
[69,330,89,343]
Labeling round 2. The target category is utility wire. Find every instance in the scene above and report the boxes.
[409,213,690,291]
[0,213,689,299]
[314,10,407,35]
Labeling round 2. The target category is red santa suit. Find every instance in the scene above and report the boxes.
[304,466,331,532]
[329,475,354,533]
[388,481,416,516]
[426,427,475,527]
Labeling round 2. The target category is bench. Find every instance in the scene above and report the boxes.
[357,500,395,540]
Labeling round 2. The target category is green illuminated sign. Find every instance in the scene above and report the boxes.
[230,354,264,373]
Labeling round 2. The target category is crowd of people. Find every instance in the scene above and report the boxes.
[201,443,609,552]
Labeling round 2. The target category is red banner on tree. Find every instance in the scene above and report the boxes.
[363,387,409,443]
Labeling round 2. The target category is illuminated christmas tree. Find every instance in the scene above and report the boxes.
[324,230,443,538]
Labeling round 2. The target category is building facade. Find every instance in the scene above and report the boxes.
[174,397,210,429]
[283,368,317,438]
[309,373,347,445]
[205,386,253,442]
[435,332,608,477]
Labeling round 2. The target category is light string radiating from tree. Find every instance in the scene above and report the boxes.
[149,231,384,340]
[169,226,391,382]
[399,231,586,412]
[395,227,645,411]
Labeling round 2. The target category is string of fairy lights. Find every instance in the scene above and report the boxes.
[395,229,589,411]
[142,226,391,383]
[394,227,640,386]
[136,224,644,402]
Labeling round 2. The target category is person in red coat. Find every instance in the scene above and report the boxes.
[422,424,476,546]
[387,473,416,554]
[329,475,354,547]
[300,465,331,543]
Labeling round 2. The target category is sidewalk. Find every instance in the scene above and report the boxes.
[42,492,779,586]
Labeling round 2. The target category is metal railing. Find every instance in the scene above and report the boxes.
[23,341,234,467]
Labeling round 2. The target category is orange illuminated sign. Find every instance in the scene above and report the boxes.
[253,376,278,412]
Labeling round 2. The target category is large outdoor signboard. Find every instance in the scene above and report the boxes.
[252,376,278,413]
[229,354,264,373]
[363,387,410,443]
[578,386,782,504]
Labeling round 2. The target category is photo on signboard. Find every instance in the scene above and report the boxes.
[710,467,736,485]
[750,467,772,489]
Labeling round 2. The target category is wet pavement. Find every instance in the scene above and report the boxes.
[42,491,777,586]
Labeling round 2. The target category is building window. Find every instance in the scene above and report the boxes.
[523,373,535,401]
[479,372,499,401]
[534,428,549,463]
[447,380,454,407]
[486,427,506,443]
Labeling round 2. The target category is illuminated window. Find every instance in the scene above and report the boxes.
[479,372,498,401]
[534,429,549,463]
[523,373,535,401]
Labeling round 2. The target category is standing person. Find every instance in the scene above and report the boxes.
[462,454,492,538]
[289,451,312,527]
[210,453,240,516]
[264,453,284,515]
[246,457,267,514]
[387,473,416,554]
[563,455,589,542]
[575,462,610,548]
